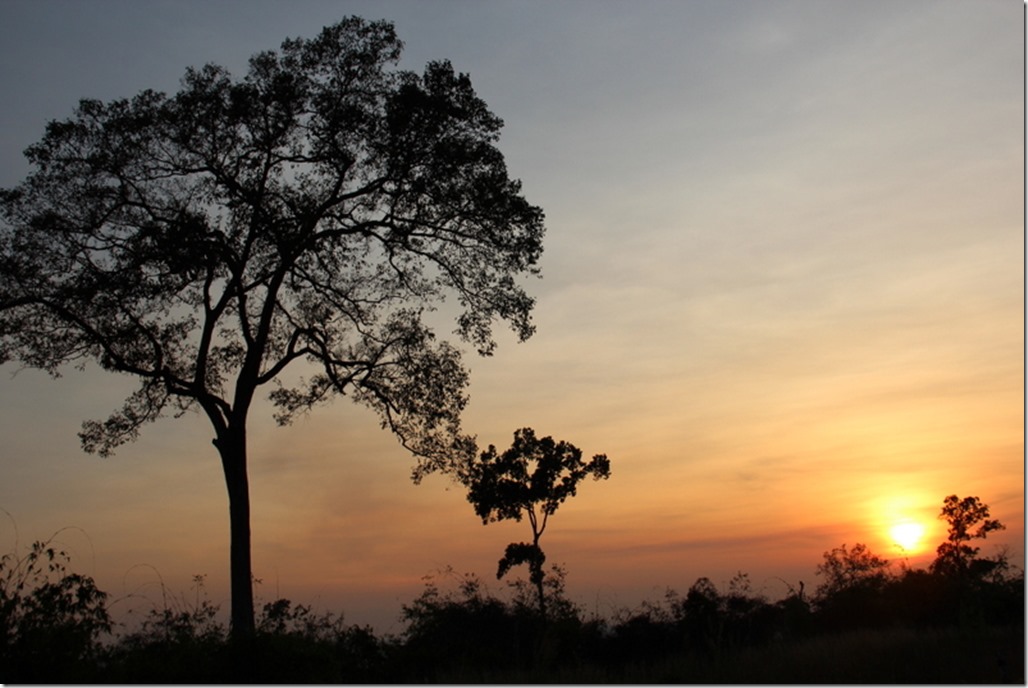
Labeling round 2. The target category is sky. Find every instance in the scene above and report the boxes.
[0,0,1023,633]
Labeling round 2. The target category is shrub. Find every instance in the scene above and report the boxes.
[102,574,230,682]
[253,598,390,682]
[0,536,112,682]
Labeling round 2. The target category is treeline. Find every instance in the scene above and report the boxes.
[0,495,1023,682]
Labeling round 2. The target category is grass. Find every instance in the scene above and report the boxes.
[683,625,1024,684]
[431,625,1025,683]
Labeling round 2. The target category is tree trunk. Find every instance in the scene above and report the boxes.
[533,566,546,619]
[530,535,546,619]
[216,426,255,638]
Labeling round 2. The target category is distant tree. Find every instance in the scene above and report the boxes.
[460,428,610,617]
[930,495,1006,579]
[678,577,724,654]
[0,17,544,636]
[670,574,779,654]
[814,542,891,601]
[813,543,893,631]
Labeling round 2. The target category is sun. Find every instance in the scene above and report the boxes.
[889,521,926,552]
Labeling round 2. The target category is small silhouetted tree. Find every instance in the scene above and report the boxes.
[813,542,893,630]
[460,428,610,617]
[814,542,892,601]
[930,495,1005,579]
[0,18,544,636]
[679,577,724,654]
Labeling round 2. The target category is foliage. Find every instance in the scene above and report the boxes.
[398,565,604,681]
[257,597,345,639]
[0,16,544,634]
[105,586,390,682]
[814,542,892,601]
[505,563,582,623]
[931,494,1006,578]
[253,598,389,683]
[813,543,894,630]
[462,428,611,525]
[399,568,551,680]
[102,573,230,682]
[0,536,112,682]
[1,497,1023,683]
[669,573,811,656]
[459,427,610,616]
[116,574,225,647]
[596,591,684,669]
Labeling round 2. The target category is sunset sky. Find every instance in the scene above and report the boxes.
[0,0,1022,633]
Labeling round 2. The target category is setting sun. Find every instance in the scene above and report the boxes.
[890,522,927,553]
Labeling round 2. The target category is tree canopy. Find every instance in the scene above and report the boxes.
[931,494,1006,578]
[463,428,611,526]
[0,17,545,635]
[814,542,892,602]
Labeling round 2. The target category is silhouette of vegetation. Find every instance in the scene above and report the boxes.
[0,17,543,636]
[0,534,112,682]
[931,494,1006,578]
[0,501,1021,682]
[104,575,228,682]
[399,568,552,680]
[815,543,891,599]
[459,428,610,617]
[812,542,893,630]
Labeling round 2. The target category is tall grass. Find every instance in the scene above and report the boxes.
[433,625,1024,683]
[682,625,1024,684]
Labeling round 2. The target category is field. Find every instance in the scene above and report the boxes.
[86,622,1026,683]
[507,625,1026,684]
[2,533,1022,682]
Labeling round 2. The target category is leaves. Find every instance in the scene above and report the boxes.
[0,16,543,477]
[931,495,1006,578]
[0,537,112,679]
[497,542,546,582]
[814,543,892,601]
[462,428,611,527]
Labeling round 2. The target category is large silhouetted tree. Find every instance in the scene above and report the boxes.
[930,495,1006,579]
[460,428,610,617]
[0,18,544,637]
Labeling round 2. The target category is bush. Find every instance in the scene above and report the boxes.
[0,536,112,682]
[397,566,592,681]
[253,598,390,683]
[101,574,230,682]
